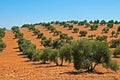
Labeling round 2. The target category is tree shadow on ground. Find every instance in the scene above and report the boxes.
[112,56,120,58]
[32,62,50,65]
[13,38,16,39]
[35,65,57,68]
[60,70,110,75]
[13,47,19,49]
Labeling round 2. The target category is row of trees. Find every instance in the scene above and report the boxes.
[16,33,120,72]
[39,23,120,61]
[0,28,6,52]
[11,26,40,61]
[14,23,120,73]
[52,20,120,25]
[11,26,23,39]
[0,28,6,38]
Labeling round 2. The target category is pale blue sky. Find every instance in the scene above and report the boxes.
[0,0,120,29]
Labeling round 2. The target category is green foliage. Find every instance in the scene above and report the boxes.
[41,38,52,47]
[88,34,96,40]
[100,20,106,25]
[90,25,98,30]
[72,39,93,70]
[11,26,23,39]
[41,35,46,40]
[17,38,36,61]
[49,49,59,66]
[59,44,72,66]
[28,25,35,31]
[68,20,78,24]
[111,31,116,37]
[54,30,61,36]
[96,35,107,42]
[52,39,65,49]
[0,39,6,51]
[11,26,19,33]
[113,46,120,57]
[110,39,120,48]
[33,29,40,35]
[115,31,119,38]
[107,23,113,28]
[37,32,43,38]
[0,28,6,38]
[85,23,90,28]
[102,27,109,33]
[47,26,56,32]
[117,26,120,32]
[79,30,87,37]
[108,20,114,24]
[40,47,52,63]
[66,36,73,43]
[105,60,119,71]
[72,39,117,72]
[115,21,119,24]
[15,32,23,39]
[73,28,79,33]
[21,24,31,28]
[93,20,99,24]
[63,24,69,28]
[68,25,73,30]
[59,33,68,39]
[32,50,42,61]
[78,20,87,25]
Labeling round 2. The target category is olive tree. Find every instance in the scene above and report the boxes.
[49,49,59,66]
[59,44,72,66]
[100,20,106,25]
[72,39,119,72]
[107,23,113,28]
[117,26,120,32]
[68,25,73,30]
[41,38,52,47]
[110,39,120,48]
[0,39,6,51]
[113,46,120,57]
[0,28,6,38]
[73,28,79,33]
[88,34,96,40]
[96,35,108,42]
[111,31,116,37]
[40,47,52,64]
[102,27,109,33]
[90,25,98,30]
[79,30,87,37]
[52,39,65,49]
[59,33,68,39]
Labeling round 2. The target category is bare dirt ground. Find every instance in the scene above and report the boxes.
[0,25,120,80]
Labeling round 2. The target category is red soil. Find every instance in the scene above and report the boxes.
[0,25,120,80]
